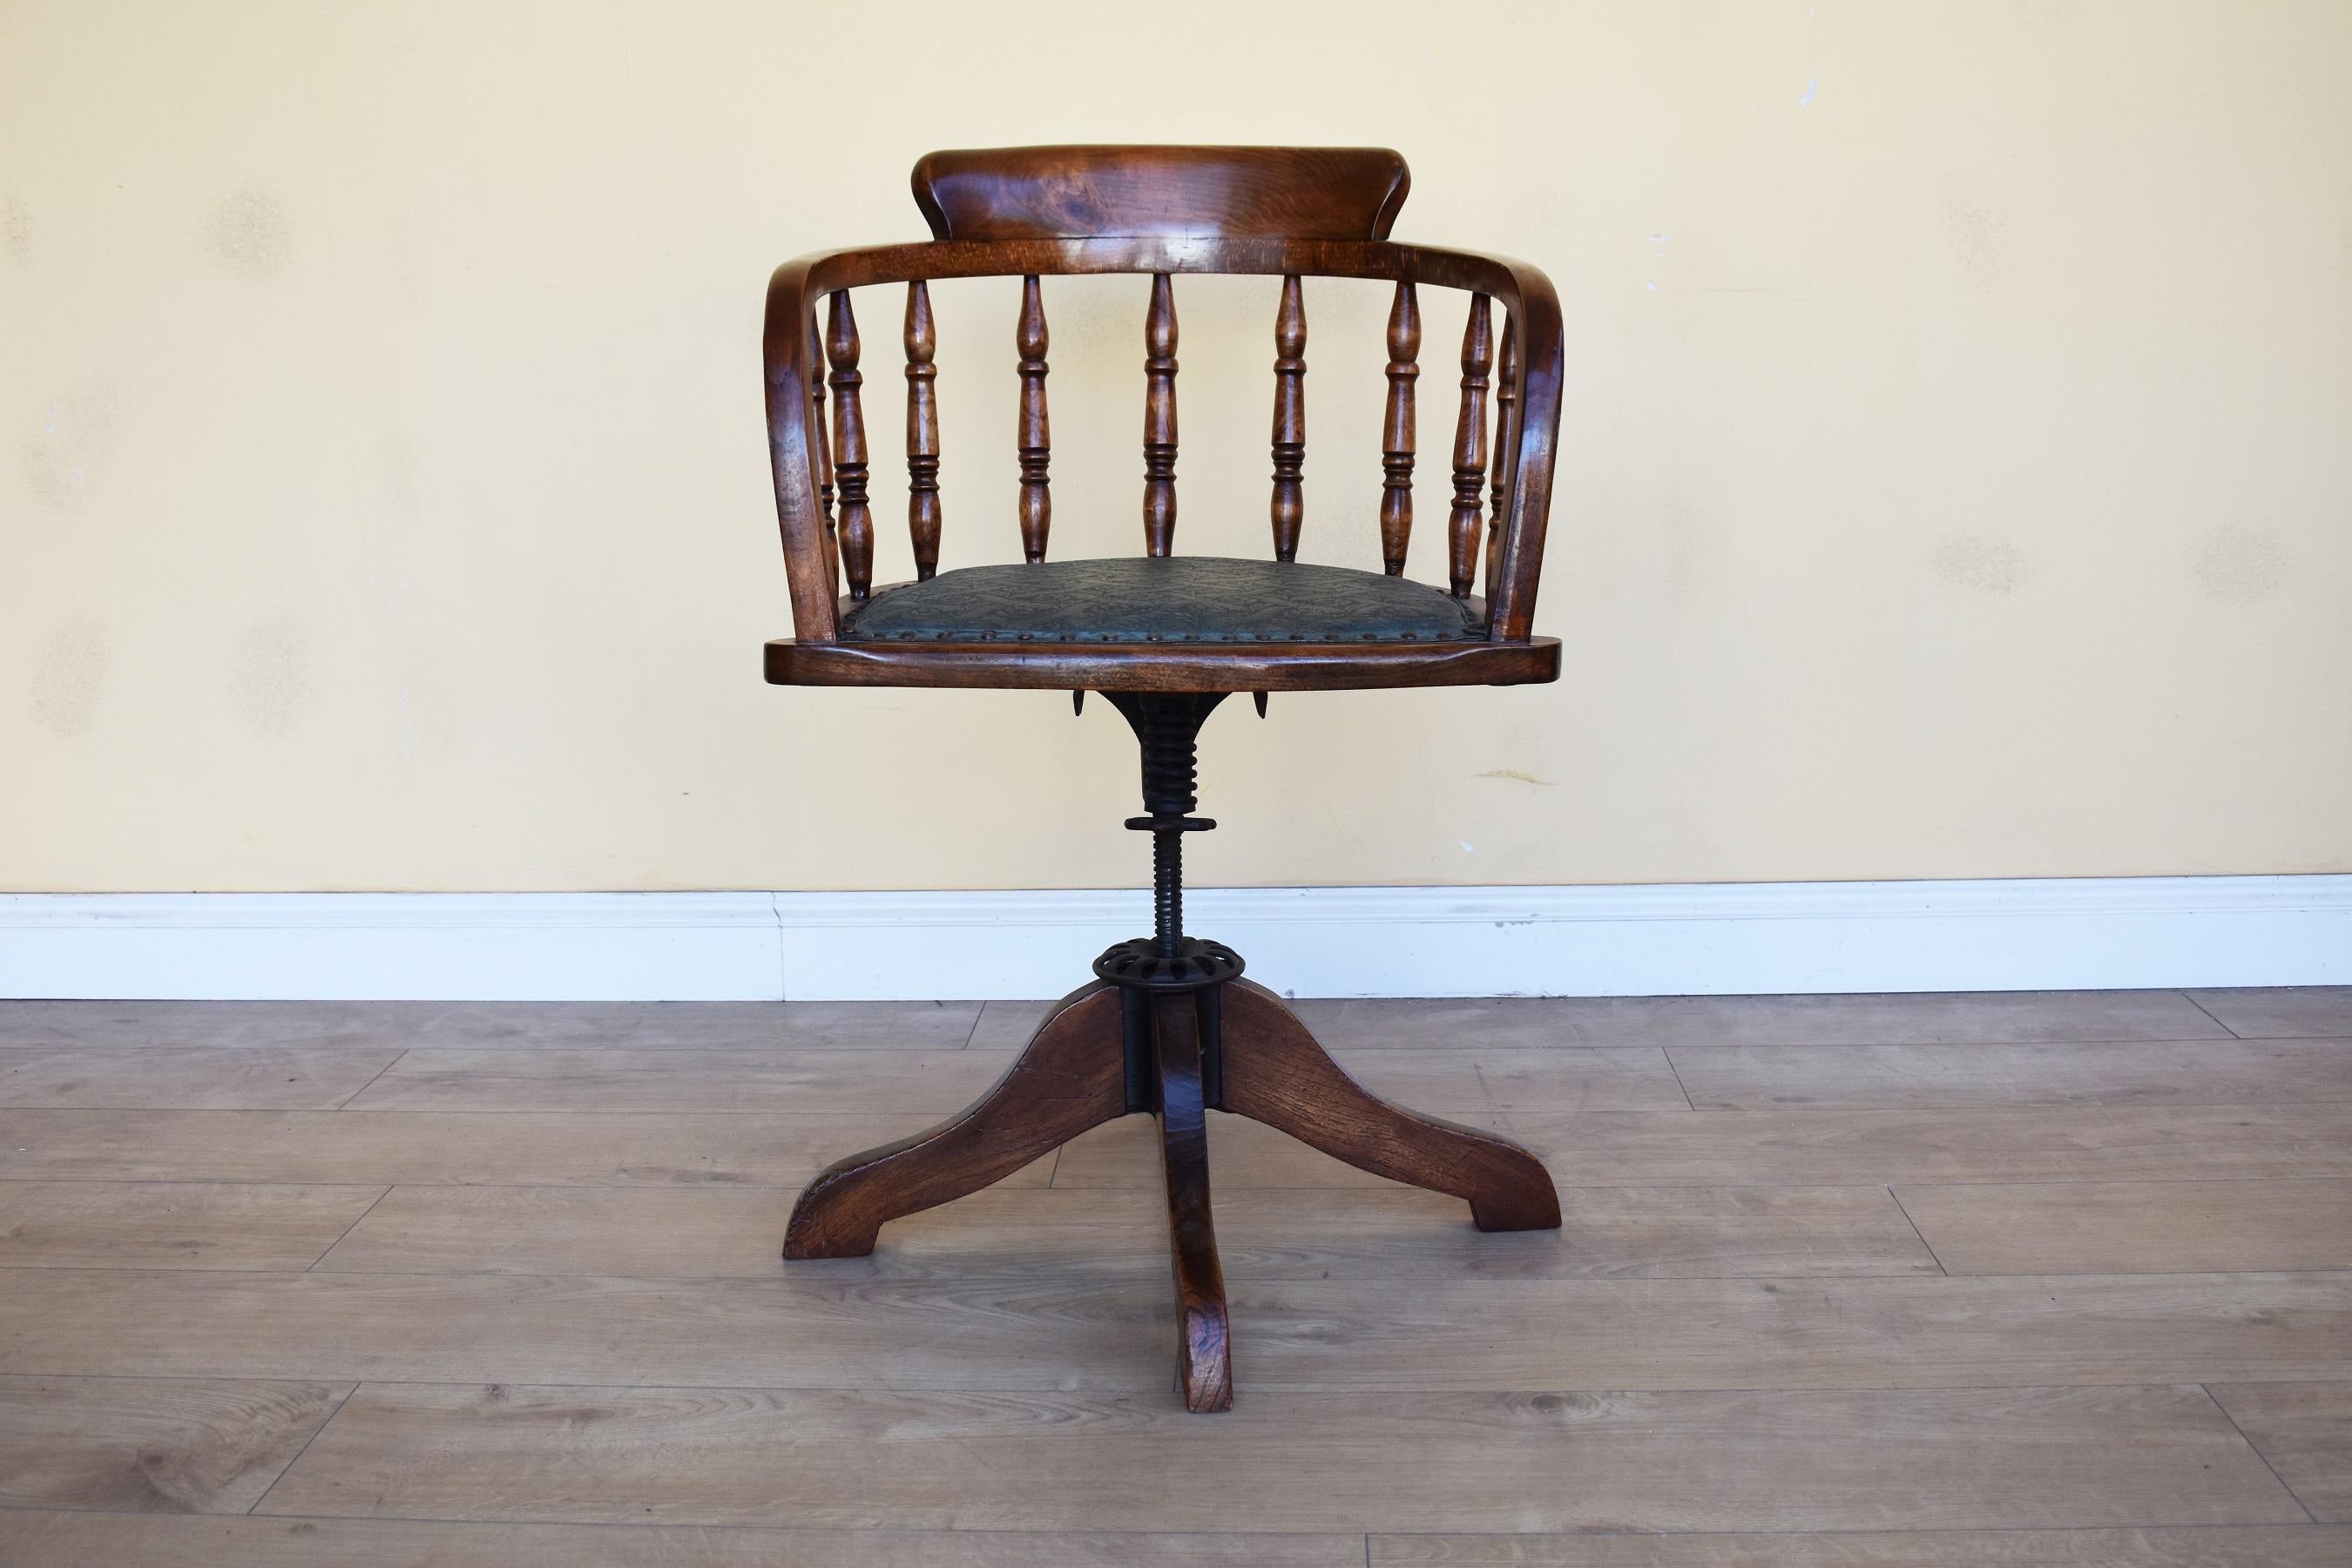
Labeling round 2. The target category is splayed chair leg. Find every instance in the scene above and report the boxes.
[1218,978,1563,1233]
[781,982,1127,1260]
[1150,990,1233,1412]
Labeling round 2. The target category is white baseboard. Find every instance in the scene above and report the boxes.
[2,876,2346,1001]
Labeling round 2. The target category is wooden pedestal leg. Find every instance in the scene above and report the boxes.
[1218,978,1563,1232]
[782,982,1128,1259]
[1150,990,1233,1412]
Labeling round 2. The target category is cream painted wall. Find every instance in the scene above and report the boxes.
[5,0,2349,894]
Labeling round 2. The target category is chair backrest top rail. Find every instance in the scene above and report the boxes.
[913,145,1410,242]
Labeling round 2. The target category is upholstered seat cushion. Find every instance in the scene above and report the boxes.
[839,556,1483,645]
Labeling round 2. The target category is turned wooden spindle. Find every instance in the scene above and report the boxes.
[808,313,839,592]
[1485,314,1517,606]
[826,290,873,600]
[903,281,942,580]
[1268,274,1307,561]
[1448,293,1493,599]
[1379,280,1421,576]
[1016,275,1051,563]
[1143,273,1179,556]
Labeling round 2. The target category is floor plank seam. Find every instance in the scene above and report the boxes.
[240,1378,362,1517]
[199,1504,1382,1543]
[2202,1382,2322,1524]
[13,1370,2341,1399]
[15,1509,2341,1545]
[1659,1045,1700,1112]
[1361,1521,2348,1542]
[1884,1186,1951,1275]
[329,1048,409,1110]
[2182,990,2247,1040]
[305,1184,395,1270]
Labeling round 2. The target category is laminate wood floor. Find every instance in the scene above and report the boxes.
[3,987,2348,1565]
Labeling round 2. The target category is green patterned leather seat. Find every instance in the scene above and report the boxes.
[839,556,1482,645]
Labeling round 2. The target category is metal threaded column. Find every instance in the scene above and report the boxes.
[1092,692,1244,994]
[1152,834,1182,955]
[1132,698,1204,955]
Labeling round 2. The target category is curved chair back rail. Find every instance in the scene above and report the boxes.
[760,149,1565,691]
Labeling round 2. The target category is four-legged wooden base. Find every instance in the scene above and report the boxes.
[783,973,1563,1411]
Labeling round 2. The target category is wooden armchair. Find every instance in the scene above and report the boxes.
[760,146,1565,1411]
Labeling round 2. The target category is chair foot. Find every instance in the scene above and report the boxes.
[1216,977,1563,1233]
[781,982,1128,1260]
[1149,991,1233,1412]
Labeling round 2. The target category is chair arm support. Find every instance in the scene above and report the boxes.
[761,254,841,641]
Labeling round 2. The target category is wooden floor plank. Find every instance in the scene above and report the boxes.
[0,1046,406,1110]
[1369,1524,2352,1565]
[0,999,983,1051]
[1667,1040,2352,1110]
[0,1179,386,1271]
[3,1268,2343,1393]
[315,1182,1937,1281]
[1896,1179,2352,1275]
[1334,1046,1690,1111]
[341,1048,1010,1114]
[25,1099,2309,1202]
[0,1512,1362,1566]
[2209,1382,2352,1522]
[1048,1104,2352,1190]
[0,1374,348,1514]
[976,990,2229,1053]
[1291,990,2231,1047]
[252,1381,2303,1533]
[2188,988,2352,1040]
[339,1044,1687,1115]
[0,1108,1051,1188]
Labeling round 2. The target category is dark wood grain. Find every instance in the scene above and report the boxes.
[1484,313,1517,605]
[1217,979,1562,1233]
[824,289,872,601]
[902,280,941,580]
[913,145,1410,240]
[1142,272,1179,555]
[1152,993,1233,1411]
[1379,280,1420,576]
[1448,293,1492,598]
[807,312,839,593]
[1016,274,1051,562]
[1269,274,1307,561]
[765,633,1559,693]
[781,984,1125,1258]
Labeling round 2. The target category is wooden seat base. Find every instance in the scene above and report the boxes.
[782,970,1563,1412]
